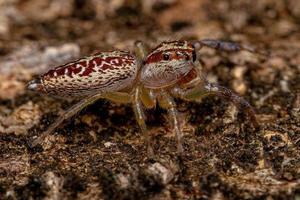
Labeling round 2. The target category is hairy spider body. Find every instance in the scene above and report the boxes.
[28,51,137,97]
[28,39,258,156]
[141,41,195,89]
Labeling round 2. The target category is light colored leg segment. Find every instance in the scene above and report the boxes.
[139,87,156,109]
[134,41,148,62]
[103,92,131,104]
[132,87,154,157]
[159,92,184,154]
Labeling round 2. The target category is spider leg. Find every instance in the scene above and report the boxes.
[132,87,154,157]
[139,86,156,109]
[173,81,258,128]
[103,92,131,104]
[206,83,258,127]
[31,92,132,147]
[193,39,267,56]
[134,40,148,64]
[159,91,184,154]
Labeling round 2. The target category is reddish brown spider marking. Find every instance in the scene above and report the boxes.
[30,51,137,97]
[145,41,195,64]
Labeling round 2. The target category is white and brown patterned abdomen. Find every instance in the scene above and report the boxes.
[33,51,137,97]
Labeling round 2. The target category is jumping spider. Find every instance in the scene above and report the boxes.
[28,39,259,157]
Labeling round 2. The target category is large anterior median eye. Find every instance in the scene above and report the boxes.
[185,54,190,61]
[163,53,170,61]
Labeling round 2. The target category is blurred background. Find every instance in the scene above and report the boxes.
[0,0,299,199]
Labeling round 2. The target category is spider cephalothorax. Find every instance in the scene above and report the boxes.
[141,41,196,89]
[28,39,259,157]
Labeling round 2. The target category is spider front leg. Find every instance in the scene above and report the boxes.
[132,87,154,158]
[173,81,258,128]
[158,91,184,155]
[193,39,266,56]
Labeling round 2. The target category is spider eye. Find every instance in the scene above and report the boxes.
[185,54,190,61]
[163,54,170,61]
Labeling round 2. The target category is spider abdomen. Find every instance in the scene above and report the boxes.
[28,51,138,97]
